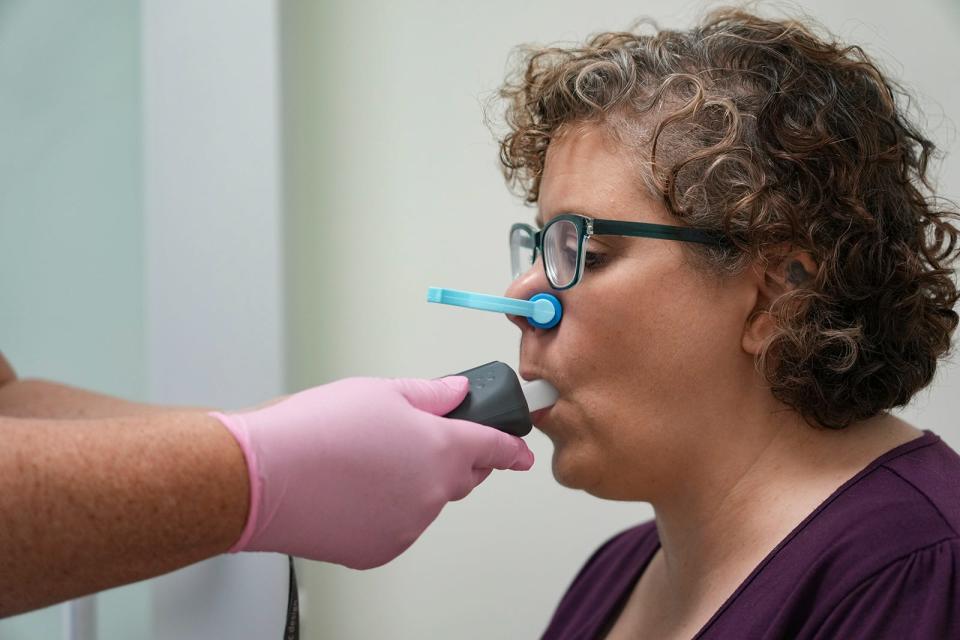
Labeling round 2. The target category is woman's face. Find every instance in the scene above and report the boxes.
[504,126,760,502]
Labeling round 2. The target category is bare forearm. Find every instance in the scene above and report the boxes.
[0,412,249,617]
[0,379,200,419]
[0,352,195,419]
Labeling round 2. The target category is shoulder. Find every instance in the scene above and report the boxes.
[800,432,957,578]
[813,536,960,639]
[876,431,960,534]
[818,432,960,576]
[808,431,959,565]
[813,433,960,636]
[709,432,960,639]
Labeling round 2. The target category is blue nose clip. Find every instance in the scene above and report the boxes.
[427,287,562,329]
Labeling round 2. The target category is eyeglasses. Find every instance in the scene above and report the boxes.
[510,213,726,290]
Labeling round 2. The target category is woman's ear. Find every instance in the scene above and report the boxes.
[742,250,817,355]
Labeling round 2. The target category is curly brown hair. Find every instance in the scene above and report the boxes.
[496,7,960,429]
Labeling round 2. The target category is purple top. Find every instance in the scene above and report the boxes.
[542,430,960,639]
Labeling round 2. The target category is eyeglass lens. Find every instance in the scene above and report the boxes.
[543,219,580,288]
[510,226,536,279]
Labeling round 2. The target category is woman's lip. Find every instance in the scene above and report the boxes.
[519,369,543,383]
[530,405,552,424]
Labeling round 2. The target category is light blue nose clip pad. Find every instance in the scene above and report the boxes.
[427,287,562,329]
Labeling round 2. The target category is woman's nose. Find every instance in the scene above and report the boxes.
[504,257,551,331]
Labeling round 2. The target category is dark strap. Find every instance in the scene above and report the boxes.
[284,555,299,640]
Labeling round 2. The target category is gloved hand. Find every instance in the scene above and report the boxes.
[210,376,534,569]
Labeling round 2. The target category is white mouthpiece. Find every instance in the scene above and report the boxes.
[521,379,559,412]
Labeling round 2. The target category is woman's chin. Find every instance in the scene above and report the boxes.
[550,443,634,499]
[550,445,596,490]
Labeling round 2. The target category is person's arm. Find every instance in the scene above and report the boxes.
[0,351,193,419]
[0,379,179,418]
[0,358,535,619]
[0,411,249,618]
[0,351,14,388]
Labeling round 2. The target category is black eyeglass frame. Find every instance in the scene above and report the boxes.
[510,213,727,290]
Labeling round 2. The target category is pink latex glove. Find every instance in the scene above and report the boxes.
[209,376,534,569]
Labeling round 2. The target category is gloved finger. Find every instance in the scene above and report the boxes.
[447,468,493,502]
[509,450,535,471]
[449,420,534,471]
[473,467,494,484]
[392,376,470,416]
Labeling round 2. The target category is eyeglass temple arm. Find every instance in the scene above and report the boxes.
[591,220,723,245]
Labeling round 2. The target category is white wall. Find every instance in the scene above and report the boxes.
[281,1,960,638]
[142,0,290,638]
[143,0,285,409]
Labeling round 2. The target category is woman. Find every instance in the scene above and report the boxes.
[499,8,960,639]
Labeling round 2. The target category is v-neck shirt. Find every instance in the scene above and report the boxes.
[541,430,960,639]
